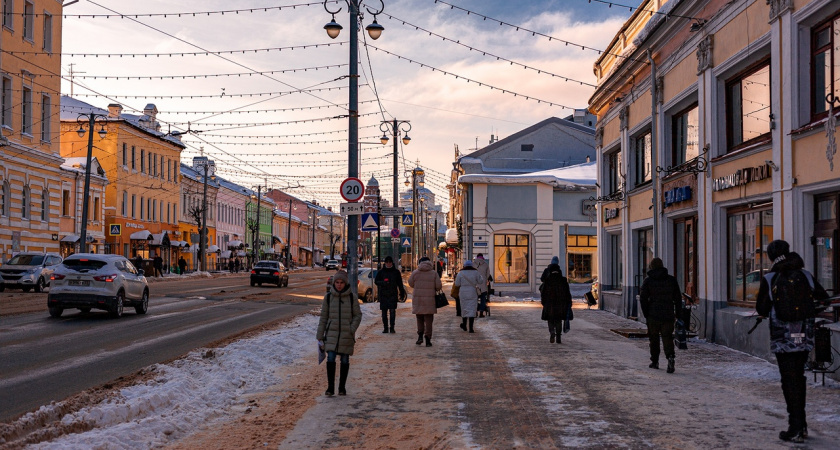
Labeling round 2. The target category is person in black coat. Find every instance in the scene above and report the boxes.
[540,258,571,344]
[177,256,187,276]
[374,256,407,334]
[153,253,164,277]
[639,257,682,373]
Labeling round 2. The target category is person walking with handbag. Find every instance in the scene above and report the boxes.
[639,257,682,373]
[316,270,362,396]
[374,256,407,334]
[408,256,442,347]
[540,258,571,343]
[473,254,492,317]
[454,260,483,333]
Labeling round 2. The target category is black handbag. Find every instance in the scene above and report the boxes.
[435,291,449,308]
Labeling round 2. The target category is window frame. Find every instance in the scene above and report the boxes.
[632,130,652,188]
[21,185,29,219]
[3,0,14,31]
[42,11,52,52]
[40,188,46,221]
[726,203,773,305]
[22,0,33,41]
[725,58,772,152]
[1,74,12,128]
[39,93,50,142]
[21,84,32,136]
[671,103,700,166]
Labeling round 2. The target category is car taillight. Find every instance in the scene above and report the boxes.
[273,271,280,276]
[93,274,117,282]
[250,270,256,275]
[51,274,65,280]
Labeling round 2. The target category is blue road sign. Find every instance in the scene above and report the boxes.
[401,213,414,227]
[109,224,121,236]
[401,237,412,247]
[361,213,379,231]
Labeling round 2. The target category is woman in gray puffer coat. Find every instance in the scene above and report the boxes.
[317,270,362,396]
[454,260,483,333]
[408,257,442,347]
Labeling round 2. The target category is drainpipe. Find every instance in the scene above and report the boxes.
[649,49,660,258]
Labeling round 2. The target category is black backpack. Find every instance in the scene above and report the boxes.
[764,269,816,322]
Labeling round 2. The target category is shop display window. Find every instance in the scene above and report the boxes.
[493,233,529,284]
[814,194,838,295]
[727,206,773,304]
[609,233,622,289]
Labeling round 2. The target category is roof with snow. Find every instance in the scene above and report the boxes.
[458,161,596,188]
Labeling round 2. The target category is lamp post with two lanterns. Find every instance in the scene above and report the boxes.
[75,113,108,254]
[405,165,424,269]
[380,119,411,246]
[322,0,385,293]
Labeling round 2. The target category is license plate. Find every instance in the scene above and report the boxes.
[69,280,90,286]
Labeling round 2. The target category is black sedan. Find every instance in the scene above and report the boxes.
[250,261,289,287]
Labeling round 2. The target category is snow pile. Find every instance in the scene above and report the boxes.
[29,312,329,449]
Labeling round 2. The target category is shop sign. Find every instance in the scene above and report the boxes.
[664,186,692,207]
[125,222,144,229]
[712,163,772,192]
[604,208,619,221]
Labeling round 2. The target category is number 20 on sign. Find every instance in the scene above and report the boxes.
[340,177,364,202]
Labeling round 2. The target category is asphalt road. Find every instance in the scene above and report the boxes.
[0,270,331,423]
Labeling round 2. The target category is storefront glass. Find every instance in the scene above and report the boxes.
[493,233,529,284]
[815,195,838,294]
[727,207,773,303]
[609,233,622,289]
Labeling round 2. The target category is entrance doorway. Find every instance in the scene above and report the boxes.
[674,216,698,303]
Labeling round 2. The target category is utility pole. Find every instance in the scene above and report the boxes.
[200,163,210,272]
[311,207,317,268]
[286,198,294,268]
[252,185,262,266]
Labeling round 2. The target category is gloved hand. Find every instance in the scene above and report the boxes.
[675,319,685,328]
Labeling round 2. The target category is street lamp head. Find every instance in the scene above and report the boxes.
[380,133,389,145]
[365,18,384,40]
[324,15,342,39]
[76,126,86,138]
[402,134,411,145]
[404,178,410,187]
[97,125,107,139]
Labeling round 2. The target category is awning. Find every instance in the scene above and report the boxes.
[150,232,171,246]
[300,246,312,252]
[207,245,220,253]
[264,248,276,254]
[227,240,244,249]
[188,244,199,252]
[61,234,80,243]
[220,250,232,258]
[130,230,153,240]
[445,228,458,244]
[272,235,285,245]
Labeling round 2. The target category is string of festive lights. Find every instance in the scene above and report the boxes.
[187,136,382,147]
[197,124,380,139]
[2,41,346,58]
[584,0,705,21]
[69,83,364,100]
[40,64,347,81]
[50,1,338,18]
[57,100,380,116]
[180,145,386,159]
[168,111,379,127]
[365,45,575,109]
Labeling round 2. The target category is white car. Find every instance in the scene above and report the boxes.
[47,254,149,319]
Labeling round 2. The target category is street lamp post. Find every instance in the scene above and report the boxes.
[323,0,385,294]
[75,113,108,253]
[311,208,318,268]
[251,185,262,266]
[380,118,411,252]
[285,198,297,268]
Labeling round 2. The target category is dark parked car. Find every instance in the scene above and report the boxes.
[0,253,62,292]
[250,261,289,287]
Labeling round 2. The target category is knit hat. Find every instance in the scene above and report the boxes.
[419,256,431,263]
[332,270,349,285]
[384,255,394,263]
[464,260,473,267]
[766,240,790,262]
[550,256,559,265]
[476,253,484,259]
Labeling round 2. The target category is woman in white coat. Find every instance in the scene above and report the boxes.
[454,260,484,333]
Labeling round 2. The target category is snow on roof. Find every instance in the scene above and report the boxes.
[458,161,596,188]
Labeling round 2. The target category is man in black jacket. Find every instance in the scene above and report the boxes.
[639,257,682,373]
[374,256,407,334]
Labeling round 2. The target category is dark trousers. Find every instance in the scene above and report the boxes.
[776,351,808,430]
[381,308,395,329]
[647,318,675,362]
[547,320,563,336]
[477,292,489,312]
[416,314,434,338]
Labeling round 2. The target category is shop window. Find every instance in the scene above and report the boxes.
[493,233,530,284]
[812,15,840,119]
[568,235,597,247]
[633,131,651,187]
[814,194,839,295]
[726,60,771,151]
[727,206,773,303]
[607,149,623,194]
[636,229,653,286]
[567,254,593,283]
[609,233,622,289]
[672,104,699,165]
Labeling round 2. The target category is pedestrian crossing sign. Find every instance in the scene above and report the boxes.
[109,224,121,236]
[401,237,412,247]
[401,213,414,227]
[361,213,379,231]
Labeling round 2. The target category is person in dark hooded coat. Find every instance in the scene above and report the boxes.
[540,257,571,343]
[756,240,829,443]
[375,256,407,334]
[639,257,681,373]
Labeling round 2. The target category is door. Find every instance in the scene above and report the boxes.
[814,195,838,295]
[674,216,698,303]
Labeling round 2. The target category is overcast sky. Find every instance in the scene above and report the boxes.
[60,0,631,210]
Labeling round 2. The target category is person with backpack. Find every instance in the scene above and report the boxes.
[317,270,363,396]
[374,256,407,334]
[756,240,829,443]
[540,257,571,343]
[454,260,483,333]
[639,257,682,373]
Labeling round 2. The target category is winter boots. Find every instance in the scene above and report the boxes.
[390,327,395,334]
[649,360,659,369]
[468,317,475,333]
[460,320,467,331]
[425,336,432,347]
[383,326,390,333]
[338,363,349,396]
[550,333,555,344]
[666,357,675,374]
[325,361,336,396]
[416,331,424,345]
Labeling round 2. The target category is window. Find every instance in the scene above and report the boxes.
[131,146,136,170]
[140,149,145,173]
[140,196,144,220]
[147,198,151,221]
[726,60,771,150]
[633,131,651,187]
[93,197,99,221]
[568,235,597,247]
[493,233,530,284]
[812,16,840,119]
[152,199,157,221]
[814,194,839,294]
[21,185,29,219]
[21,85,31,135]
[607,150,622,194]
[121,190,127,216]
[160,155,165,178]
[39,94,50,142]
[636,228,653,286]
[40,189,46,220]
[167,160,172,181]
[122,143,127,166]
[167,202,170,223]
[3,0,13,30]
[609,233,623,289]
[42,12,52,52]
[160,201,163,223]
[672,104,699,165]
[131,194,136,218]
[61,188,69,215]
[22,1,32,41]
[0,180,7,216]
[1,75,11,127]
[727,206,773,303]
[152,153,157,176]
[521,144,534,152]
[148,152,153,175]
[567,254,593,283]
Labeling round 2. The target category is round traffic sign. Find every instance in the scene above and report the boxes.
[340,177,365,202]
[390,228,400,238]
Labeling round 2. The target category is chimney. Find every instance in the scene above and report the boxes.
[139,104,160,131]
[107,103,123,118]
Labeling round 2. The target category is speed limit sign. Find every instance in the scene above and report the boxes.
[340,177,365,202]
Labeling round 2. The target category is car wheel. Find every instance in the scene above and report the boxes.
[277,280,283,287]
[258,283,262,287]
[364,289,374,303]
[34,277,46,293]
[79,308,91,314]
[22,286,31,293]
[110,291,124,318]
[250,280,255,287]
[48,306,63,318]
[0,284,5,292]
[285,279,289,287]
[135,290,149,315]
